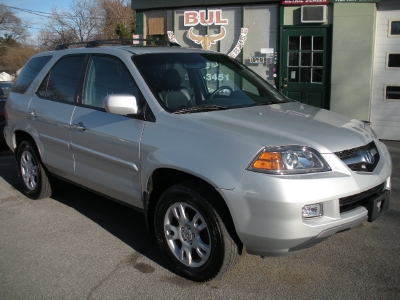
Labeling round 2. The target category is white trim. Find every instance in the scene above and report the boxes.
[388,20,400,38]
[386,53,400,69]
[384,84,400,102]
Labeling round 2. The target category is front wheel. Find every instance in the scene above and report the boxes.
[16,141,53,199]
[154,183,240,281]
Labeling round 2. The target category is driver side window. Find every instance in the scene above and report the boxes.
[83,55,138,108]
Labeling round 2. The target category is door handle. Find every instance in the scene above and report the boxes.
[72,122,86,132]
[28,111,37,120]
[281,84,288,88]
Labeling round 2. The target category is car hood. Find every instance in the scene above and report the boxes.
[188,102,374,153]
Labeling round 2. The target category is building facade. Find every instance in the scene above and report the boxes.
[131,0,400,140]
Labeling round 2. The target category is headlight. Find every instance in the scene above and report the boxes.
[248,146,331,175]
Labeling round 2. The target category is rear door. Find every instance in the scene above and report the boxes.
[70,54,144,207]
[28,55,86,179]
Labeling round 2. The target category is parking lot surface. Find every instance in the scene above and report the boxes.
[0,141,399,299]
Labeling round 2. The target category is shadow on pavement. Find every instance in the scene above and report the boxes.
[0,147,172,275]
[51,183,172,271]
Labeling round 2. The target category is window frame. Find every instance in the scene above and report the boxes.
[384,84,400,102]
[80,53,144,111]
[36,54,88,104]
[386,53,400,69]
[388,20,400,38]
[12,55,53,94]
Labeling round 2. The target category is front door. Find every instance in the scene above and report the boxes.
[280,27,329,109]
[70,54,144,207]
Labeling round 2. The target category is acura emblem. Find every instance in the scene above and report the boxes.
[364,150,374,164]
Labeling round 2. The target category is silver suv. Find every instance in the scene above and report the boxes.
[4,41,392,281]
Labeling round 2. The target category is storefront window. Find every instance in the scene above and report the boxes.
[144,10,173,42]
[145,5,279,88]
[243,5,279,86]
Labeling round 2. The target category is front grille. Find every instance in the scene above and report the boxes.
[335,148,356,159]
[334,141,380,172]
[339,182,386,213]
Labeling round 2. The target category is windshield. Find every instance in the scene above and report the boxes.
[133,53,289,113]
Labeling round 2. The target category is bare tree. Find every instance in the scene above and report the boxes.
[38,0,136,50]
[36,30,74,52]
[98,0,136,39]
[0,5,33,75]
[0,4,26,40]
[39,0,103,48]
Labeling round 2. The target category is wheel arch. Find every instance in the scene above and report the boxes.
[14,130,39,157]
[144,168,242,249]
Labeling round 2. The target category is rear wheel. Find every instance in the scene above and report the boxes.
[17,141,53,199]
[154,182,240,281]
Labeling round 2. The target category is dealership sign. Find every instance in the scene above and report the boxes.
[330,0,379,2]
[167,9,248,58]
[282,0,329,4]
[187,26,227,50]
[184,10,228,26]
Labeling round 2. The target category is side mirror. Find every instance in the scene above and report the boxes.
[104,94,139,116]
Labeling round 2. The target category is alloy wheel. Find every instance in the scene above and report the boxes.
[20,150,38,191]
[164,202,211,267]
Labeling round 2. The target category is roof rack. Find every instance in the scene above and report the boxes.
[55,38,180,51]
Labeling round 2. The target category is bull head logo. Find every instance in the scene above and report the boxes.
[187,26,226,50]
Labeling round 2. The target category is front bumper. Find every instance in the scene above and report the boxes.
[218,141,392,257]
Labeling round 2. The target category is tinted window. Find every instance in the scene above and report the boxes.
[37,55,85,102]
[83,55,139,108]
[12,56,52,94]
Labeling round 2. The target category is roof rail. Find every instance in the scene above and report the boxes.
[55,38,180,50]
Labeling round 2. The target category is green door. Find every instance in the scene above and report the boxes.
[280,28,329,109]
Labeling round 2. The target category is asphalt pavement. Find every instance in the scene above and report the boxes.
[0,141,399,299]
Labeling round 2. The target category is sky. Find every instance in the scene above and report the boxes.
[2,0,74,35]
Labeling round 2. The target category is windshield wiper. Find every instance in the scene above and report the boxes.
[173,105,229,114]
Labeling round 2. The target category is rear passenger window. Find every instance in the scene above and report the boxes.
[83,55,139,108]
[37,55,85,103]
[12,55,52,94]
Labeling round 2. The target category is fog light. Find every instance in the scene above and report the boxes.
[302,203,323,218]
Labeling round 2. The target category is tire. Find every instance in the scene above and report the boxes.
[154,182,240,281]
[16,140,53,199]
